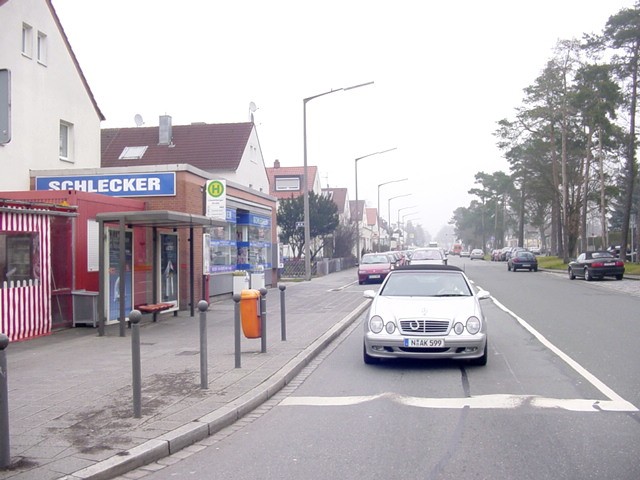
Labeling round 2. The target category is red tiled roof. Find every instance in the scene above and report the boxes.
[322,187,348,212]
[101,122,254,170]
[366,207,378,226]
[266,165,318,200]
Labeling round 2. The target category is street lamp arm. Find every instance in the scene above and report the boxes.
[356,147,397,162]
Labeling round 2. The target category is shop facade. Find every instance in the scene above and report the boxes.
[31,164,278,312]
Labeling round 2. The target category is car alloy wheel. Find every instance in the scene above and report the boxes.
[568,268,575,280]
[585,268,592,281]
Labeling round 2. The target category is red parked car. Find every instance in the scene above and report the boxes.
[358,253,395,285]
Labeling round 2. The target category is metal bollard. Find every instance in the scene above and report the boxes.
[0,334,10,468]
[130,310,142,418]
[198,300,209,389]
[279,284,287,341]
[259,288,267,353]
[233,294,241,368]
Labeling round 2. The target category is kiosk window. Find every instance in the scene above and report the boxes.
[0,232,40,286]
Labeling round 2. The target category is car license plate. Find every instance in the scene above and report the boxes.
[604,262,615,266]
[369,274,380,279]
[521,263,530,267]
[404,338,444,347]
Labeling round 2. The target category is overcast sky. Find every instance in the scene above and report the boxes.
[53,0,635,237]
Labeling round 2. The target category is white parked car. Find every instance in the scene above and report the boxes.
[470,249,484,260]
[363,265,490,365]
[409,247,447,265]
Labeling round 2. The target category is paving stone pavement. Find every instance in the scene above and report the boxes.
[0,267,370,480]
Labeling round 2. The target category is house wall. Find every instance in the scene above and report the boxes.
[218,128,270,194]
[0,0,101,191]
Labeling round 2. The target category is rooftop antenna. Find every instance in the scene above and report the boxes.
[134,114,144,127]
[249,102,258,123]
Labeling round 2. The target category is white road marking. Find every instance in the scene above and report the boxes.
[279,393,637,412]
[279,285,638,413]
[488,294,637,411]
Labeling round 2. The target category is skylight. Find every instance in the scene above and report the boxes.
[119,146,148,160]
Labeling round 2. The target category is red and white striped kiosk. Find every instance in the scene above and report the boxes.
[0,199,76,342]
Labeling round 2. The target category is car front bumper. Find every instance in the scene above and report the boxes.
[364,333,487,361]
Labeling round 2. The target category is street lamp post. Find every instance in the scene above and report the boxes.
[387,194,412,249]
[303,81,374,281]
[396,206,418,249]
[397,205,419,227]
[377,178,407,250]
[354,148,397,260]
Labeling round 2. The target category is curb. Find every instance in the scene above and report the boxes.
[62,299,371,480]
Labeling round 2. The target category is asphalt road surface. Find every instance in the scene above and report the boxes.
[123,256,640,480]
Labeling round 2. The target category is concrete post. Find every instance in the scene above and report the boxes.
[0,334,10,468]
[233,294,241,368]
[279,284,287,341]
[198,300,209,389]
[259,288,267,353]
[130,310,142,418]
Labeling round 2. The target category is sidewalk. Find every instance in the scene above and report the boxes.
[0,268,369,480]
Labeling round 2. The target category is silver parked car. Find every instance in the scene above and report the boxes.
[363,265,490,365]
[408,247,447,265]
[470,248,484,260]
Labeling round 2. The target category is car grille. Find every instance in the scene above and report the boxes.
[399,319,450,335]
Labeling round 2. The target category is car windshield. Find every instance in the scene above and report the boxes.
[380,271,472,297]
[361,255,390,265]
[411,250,442,260]
[591,252,615,259]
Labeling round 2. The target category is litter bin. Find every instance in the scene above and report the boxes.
[240,289,261,338]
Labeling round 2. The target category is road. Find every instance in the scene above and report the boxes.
[124,256,640,480]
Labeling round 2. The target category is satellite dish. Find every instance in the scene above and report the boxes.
[249,102,258,122]
[134,114,144,127]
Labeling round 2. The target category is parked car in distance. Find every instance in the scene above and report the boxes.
[358,253,394,285]
[568,251,624,281]
[507,250,538,272]
[470,249,484,260]
[409,247,448,265]
[362,265,490,365]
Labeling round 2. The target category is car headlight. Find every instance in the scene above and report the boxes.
[385,321,396,334]
[453,322,464,335]
[369,316,384,334]
[466,316,481,335]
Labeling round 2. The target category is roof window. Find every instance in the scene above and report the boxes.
[119,146,148,160]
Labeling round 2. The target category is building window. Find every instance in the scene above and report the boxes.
[275,177,300,191]
[22,23,33,57]
[37,31,47,65]
[59,121,73,162]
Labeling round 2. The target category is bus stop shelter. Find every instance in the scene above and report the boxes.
[96,210,226,336]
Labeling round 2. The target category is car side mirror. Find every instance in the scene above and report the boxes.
[363,290,376,299]
[477,289,491,300]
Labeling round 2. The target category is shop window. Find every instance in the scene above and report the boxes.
[206,223,237,273]
[236,212,271,271]
[0,232,40,287]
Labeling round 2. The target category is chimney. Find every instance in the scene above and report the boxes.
[274,159,280,168]
[159,115,173,145]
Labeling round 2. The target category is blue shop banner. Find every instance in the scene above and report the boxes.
[236,212,271,227]
[35,172,176,197]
